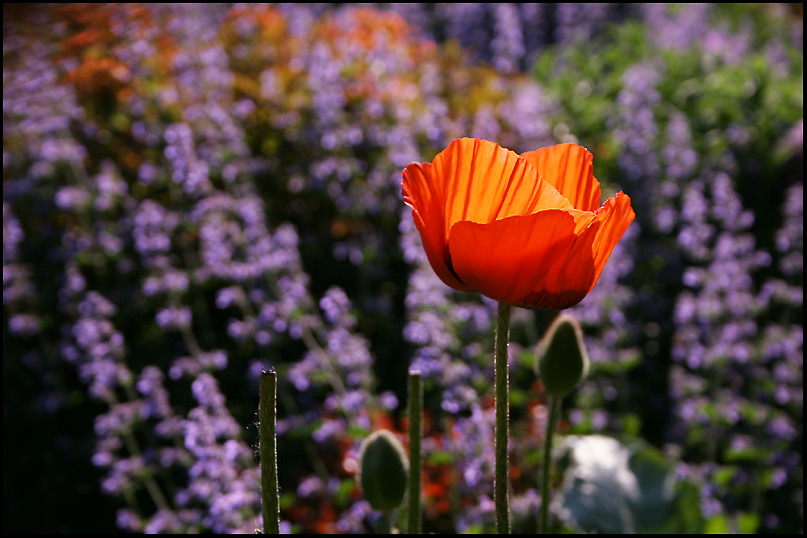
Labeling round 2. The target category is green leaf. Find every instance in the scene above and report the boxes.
[279,492,296,510]
[712,466,738,487]
[704,513,730,534]
[737,512,761,534]
[724,445,766,463]
[334,478,355,508]
[524,448,543,466]
[425,450,453,465]
[620,414,642,437]
[510,388,529,408]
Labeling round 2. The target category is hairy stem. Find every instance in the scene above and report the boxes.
[407,370,423,534]
[540,396,561,533]
[260,369,280,534]
[495,302,512,534]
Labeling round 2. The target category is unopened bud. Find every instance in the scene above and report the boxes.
[358,430,408,512]
[536,314,590,398]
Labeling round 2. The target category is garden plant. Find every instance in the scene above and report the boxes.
[3,3,803,534]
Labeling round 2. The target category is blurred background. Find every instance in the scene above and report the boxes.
[3,3,802,534]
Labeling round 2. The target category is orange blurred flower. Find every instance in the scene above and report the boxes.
[65,56,132,104]
[402,138,635,310]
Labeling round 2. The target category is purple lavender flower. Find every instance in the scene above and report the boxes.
[3,4,802,534]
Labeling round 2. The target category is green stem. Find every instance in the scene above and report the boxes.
[540,396,561,534]
[407,370,423,535]
[495,302,512,534]
[376,511,393,534]
[260,369,280,534]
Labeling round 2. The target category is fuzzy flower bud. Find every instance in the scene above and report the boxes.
[536,314,590,397]
[358,430,409,513]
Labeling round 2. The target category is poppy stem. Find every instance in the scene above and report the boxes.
[260,368,281,534]
[494,302,512,534]
[376,511,393,534]
[539,395,562,533]
[407,369,423,534]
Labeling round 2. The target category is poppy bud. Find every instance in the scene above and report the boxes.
[359,430,409,512]
[536,314,590,398]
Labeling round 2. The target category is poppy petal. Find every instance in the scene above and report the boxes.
[518,193,635,307]
[402,138,572,291]
[403,137,572,232]
[437,138,572,229]
[402,138,634,309]
[447,210,582,308]
[521,143,602,212]
[530,218,602,308]
[588,192,635,292]
[402,160,469,290]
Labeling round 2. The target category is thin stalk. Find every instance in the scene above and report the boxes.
[260,369,280,534]
[376,512,393,534]
[105,391,170,512]
[494,302,512,534]
[407,370,423,535]
[540,396,561,534]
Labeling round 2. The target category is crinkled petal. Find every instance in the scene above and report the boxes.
[521,143,602,212]
[540,191,635,303]
[588,192,635,292]
[447,193,634,310]
[447,210,584,308]
[402,158,469,290]
[402,138,571,291]
[522,218,602,309]
[534,192,635,306]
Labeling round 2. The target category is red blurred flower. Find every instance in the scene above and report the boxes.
[402,138,635,310]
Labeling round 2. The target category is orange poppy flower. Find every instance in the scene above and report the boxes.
[401,138,635,310]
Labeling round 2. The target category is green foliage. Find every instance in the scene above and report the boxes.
[559,435,704,534]
[534,9,802,198]
[532,8,802,532]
